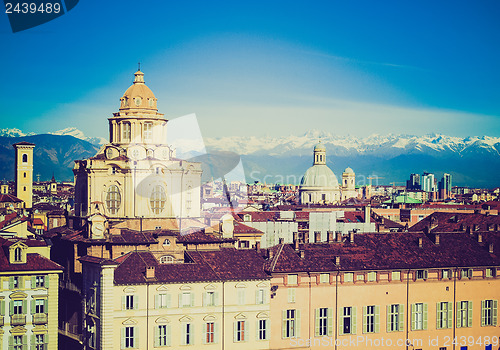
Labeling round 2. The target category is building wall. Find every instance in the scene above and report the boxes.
[269,267,499,349]
[0,272,60,350]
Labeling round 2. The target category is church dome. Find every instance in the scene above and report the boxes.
[120,70,157,111]
[314,142,326,151]
[344,167,354,174]
[300,164,339,188]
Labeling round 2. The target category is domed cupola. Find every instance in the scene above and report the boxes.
[119,70,158,112]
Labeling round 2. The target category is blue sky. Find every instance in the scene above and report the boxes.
[1,0,499,139]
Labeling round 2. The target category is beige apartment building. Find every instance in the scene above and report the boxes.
[80,248,270,350]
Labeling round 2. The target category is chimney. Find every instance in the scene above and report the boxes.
[315,231,321,243]
[293,232,299,251]
[478,234,483,243]
[349,231,354,243]
[364,205,371,223]
[299,250,305,259]
[335,256,341,266]
[434,234,440,246]
[146,266,155,279]
[336,231,342,243]
[327,231,334,243]
[418,237,423,248]
[279,237,284,244]
[269,249,274,259]
[489,243,494,254]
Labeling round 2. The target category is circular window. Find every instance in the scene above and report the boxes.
[105,185,121,214]
[150,185,166,214]
[135,97,142,106]
[106,148,113,159]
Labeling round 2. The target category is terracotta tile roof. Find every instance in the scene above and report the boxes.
[0,194,23,203]
[265,231,500,273]
[109,229,157,244]
[409,212,500,233]
[0,237,63,272]
[79,255,117,265]
[32,218,44,226]
[32,202,63,211]
[176,231,235,243]
[0,212,18,229]
[111,248,270,285]
[233,221,264,235]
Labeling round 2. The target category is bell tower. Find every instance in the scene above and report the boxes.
[13,141,35,208]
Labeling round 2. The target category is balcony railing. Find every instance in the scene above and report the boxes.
[33,313,48,324]
[11,314,26,325]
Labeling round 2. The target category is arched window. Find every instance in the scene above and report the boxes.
[106,185,121,214]
[22,154,28,163]
[150,185,166,214]
[144,122,153,142]
[159,255,174,264]
[14,247,22,262]
[163,239,170,246]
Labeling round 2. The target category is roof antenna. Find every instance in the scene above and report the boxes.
[138,61,141,71]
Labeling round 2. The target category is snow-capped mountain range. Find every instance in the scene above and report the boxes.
[1,128,499,187]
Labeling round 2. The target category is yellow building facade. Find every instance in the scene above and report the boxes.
[0,237,63,350]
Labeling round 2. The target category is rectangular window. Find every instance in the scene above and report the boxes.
[182,323,192,345]
[416,270,428,280]
[35,299,45,314]
[35,275,45,288]
[205,291,216,306]
[12,276,20,289]
[237,289,246,305]
[157,325,169,346]
[320,273,329,283]
[205,322,215,344]
[256,289,265,305]
[442,269,452,279]
[485,268,496,278]
[287,288,296,303]
[288,274,298,285]
[234,321,246,342]
[125,295,135,310]
[365,305,376,333]
[122,123,131,142]
[12,335,24,350]
[457,301,473,328]
[344,273,354,283]
[35,334,46,350]
[356,274,364,281]
[367,272,376,282]
[341,306,354,334]
[283,309,299,338]
[412,303,427,330]
[317,308,329,336]
[13,300,23,314]
[437,302,452,329]
[124,326,135,348]
[481,299,498,326]
[388,304,403,332]
[157,294,169,309]
[461,269,473,279]
[143,122,153,142]
[258,319,269,340]
[181,292,192,307]
[391,271,401,281]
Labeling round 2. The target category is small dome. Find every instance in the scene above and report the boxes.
[314,142,326,151]
[344,167,354,174]
[300,165,339,188]
[120,70,157,111]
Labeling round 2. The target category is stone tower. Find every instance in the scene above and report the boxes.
[13,141,35,208]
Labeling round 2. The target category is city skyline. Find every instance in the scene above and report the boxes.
[1,1,500,140]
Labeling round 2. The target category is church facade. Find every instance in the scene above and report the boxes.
[73,70,202,237]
